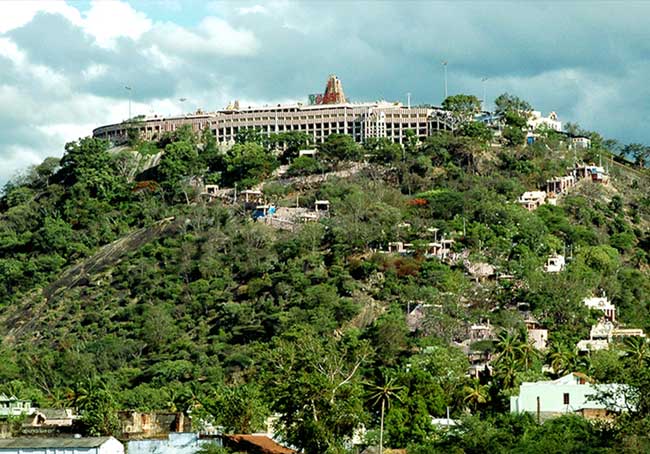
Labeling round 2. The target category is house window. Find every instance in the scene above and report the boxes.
[563,393,570,405]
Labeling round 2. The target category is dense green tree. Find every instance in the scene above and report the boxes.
[463,379,489,412]
[157,139,203,202]
[270,131,312,163]
[319,133,362,163]
[235,127,265,145]
[201,384,268,434]
[75,381,120,436]
[494,93,533,116]
[623,143,650,168]
[364,137,403,164]
[458,121,494,143]
[262,329,372,453]
[221,142,278,188]
[442,94,482,122]
[287,155,322,176]
[60,137,120,199]
[1,103,650,454]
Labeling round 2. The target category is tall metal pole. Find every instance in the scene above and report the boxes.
[442,61,448,101]
[481,77,488,111]
[125,85,132,120]
[407,92,411,109]
[179,97,188,115]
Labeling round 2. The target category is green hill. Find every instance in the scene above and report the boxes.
[2,123,650,451]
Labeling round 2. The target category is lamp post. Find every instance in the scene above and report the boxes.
[481,77,488,111]
[442,61,448,101]
[125,85,132,120]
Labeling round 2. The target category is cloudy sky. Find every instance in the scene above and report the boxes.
[1,0,650,183]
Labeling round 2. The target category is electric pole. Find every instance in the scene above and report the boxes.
[481,77,488,111]
[125,85,132,120]
[179,97,188,115]
[442,61,448,101]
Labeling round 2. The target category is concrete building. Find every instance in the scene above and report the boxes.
[469,321,495,342]
[118,411,189,439]
[25,409,77,428]
[576,338,610,353]
[126,433,216,454]
[0,396,33,417]
[546,175,575,195]
[583,296,616,322]
[528,111,562,133]
[510,373,627,421]
[314,200,330,214]
[571,136,592,149]
[518,191,547,211]
[524,315,549,351]
[93,76,459,146]
[572,164,609,184]
[528,328,549,351]
[298,149,317,157]
[0,437,124,454]
[577,320,646,352]
[544,254,565,273]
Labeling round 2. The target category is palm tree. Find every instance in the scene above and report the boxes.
[365,374,403,454]
[495,358,519,390]
[516,337,540,371]
[547,343,573,377]
[463,379,488,412]
[48,387,75,409]
[493,331,520,368]
[623,336,649,364]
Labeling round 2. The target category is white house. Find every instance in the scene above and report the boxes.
[571,136,591,149]
[528,329,549,351]
[523,314,548,350]
[583,296,616,322]
[0,395,33,417]
[510,373,627,421]
[546,175,576,195]
[577,320,646,352]
[127,433,219,454]
[298,149,318,157]
[543,254,565,273]
[528,111,562,133]
[518,191,547,211]
[0,437,124,454]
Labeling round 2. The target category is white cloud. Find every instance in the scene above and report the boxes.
[0,37,26,65]
[0,1,82,33]
[141,45,180,71]
[82,0,152,49]
[197,16,258,55]
[147,16,258,57]
[0,145,46,183]
[37,123,97,145]
[237,5,268,15]
[0,37,68,92]
[0,1,152,50]
[81,64,109,81]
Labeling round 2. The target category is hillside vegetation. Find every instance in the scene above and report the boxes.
[2,107,650,452]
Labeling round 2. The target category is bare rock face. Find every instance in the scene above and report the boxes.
[1,217,184,342]
[464,260,496,281]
